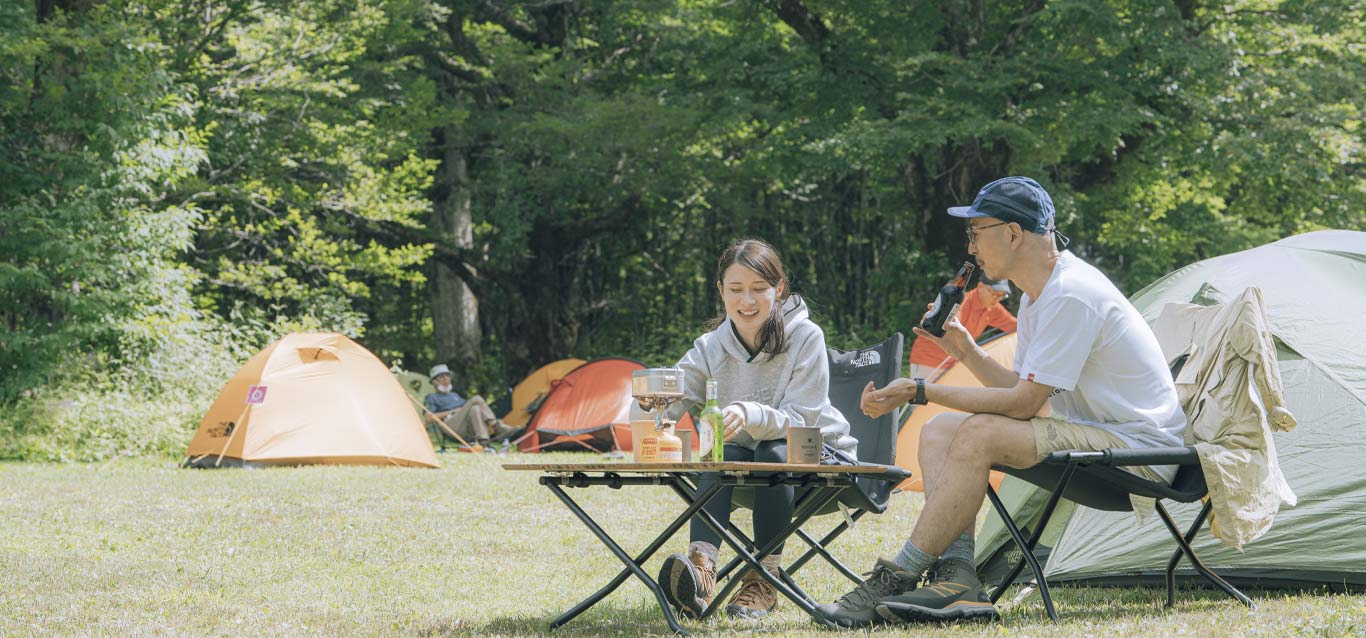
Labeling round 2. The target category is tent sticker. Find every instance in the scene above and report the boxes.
[246,385,268,405]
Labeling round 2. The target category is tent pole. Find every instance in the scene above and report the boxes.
[213,404,253,467]
[407,394,482,451]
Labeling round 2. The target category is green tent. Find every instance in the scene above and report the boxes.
[977,230,1366,590]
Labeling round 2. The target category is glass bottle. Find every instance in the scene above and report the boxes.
[700,379,724,462]
[921,261,977,337]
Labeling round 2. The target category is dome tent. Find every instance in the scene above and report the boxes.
[184,333,438,468]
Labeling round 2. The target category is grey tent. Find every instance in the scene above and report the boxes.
[977,230,1366,590]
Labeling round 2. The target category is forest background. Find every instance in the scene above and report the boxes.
[1,0,1361,461]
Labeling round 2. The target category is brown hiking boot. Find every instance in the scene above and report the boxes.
[660,541,717,619]
[874,558,999,623]
[726,554,782,619]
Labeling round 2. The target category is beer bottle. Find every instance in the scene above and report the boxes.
[920,261,977,337]
[700,379,725,462]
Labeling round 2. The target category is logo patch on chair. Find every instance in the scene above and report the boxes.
[851,350,881,368]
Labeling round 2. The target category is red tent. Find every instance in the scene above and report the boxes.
[518,358,642,453]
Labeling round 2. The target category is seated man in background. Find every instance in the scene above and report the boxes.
[908,276,1017,379]
[424,364,519,449]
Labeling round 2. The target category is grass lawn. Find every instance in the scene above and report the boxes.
[1,454,1362,637]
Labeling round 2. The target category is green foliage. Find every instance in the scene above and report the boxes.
[0,1,206,399]
[180,0,443,331]
[1,0,1362,460]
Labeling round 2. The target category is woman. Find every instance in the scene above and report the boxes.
[658,238,851,620]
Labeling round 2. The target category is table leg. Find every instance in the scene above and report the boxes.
[672,479,843,623]
[544,480,725,635]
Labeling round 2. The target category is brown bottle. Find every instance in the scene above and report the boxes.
[920,261,976,337]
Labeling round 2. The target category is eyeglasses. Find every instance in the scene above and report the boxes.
[966,220,1012,247]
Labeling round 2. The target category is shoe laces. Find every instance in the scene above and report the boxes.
[732,573,776,608]
[838,564,905,608]
[923,560,961,586]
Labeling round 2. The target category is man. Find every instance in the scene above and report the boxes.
[817,176,1187,627]
[907,276,1016,379]
[424,364,518,449]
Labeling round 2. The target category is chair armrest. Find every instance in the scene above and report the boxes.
[847,462,912,484]
[1041,446,1199,468]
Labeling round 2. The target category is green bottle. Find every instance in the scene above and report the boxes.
[700,378,724,462]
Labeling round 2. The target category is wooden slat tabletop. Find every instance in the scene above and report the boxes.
[501,462,897,474]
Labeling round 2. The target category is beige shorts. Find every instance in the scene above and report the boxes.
[1030,415,1166,484]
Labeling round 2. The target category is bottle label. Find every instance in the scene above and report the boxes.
[925,296,943,320]
[945,302,961,326]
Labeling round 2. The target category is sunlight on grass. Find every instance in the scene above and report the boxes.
[1,455,1361,637]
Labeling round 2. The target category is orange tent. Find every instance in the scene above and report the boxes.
[520,358,644,453]
[503,358,587,427]
[895,332,1017,491]
[183,333,439,468]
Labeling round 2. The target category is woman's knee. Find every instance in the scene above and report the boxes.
[722,444,753,462]
[753,440,787,464]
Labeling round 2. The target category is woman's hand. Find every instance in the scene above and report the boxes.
[721,405,747,441]
[860,378,914,419]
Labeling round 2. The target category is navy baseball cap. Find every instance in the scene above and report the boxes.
[948,176,1056,235]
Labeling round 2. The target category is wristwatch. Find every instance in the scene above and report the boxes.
[911,378,927,405]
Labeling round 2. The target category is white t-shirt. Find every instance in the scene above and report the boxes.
[1015,251,1186,482]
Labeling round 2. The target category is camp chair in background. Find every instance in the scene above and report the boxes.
[983,355,1255,620]
[703,333,911,614]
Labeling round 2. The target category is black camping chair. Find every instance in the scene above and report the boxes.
[984,355,1255,620]
[704,333,911,612]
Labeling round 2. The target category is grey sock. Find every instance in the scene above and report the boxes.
[892,539,937,576]
[941,532,975,564]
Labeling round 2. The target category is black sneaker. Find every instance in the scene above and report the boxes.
[874,558,1000,623]
[813,558,921,627]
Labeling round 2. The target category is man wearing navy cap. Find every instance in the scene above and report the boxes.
[817,177,1187,626]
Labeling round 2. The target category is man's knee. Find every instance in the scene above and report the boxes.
[946,414,1002,456]
[467,395,488,407]
[947,413,1036,466]
[921,412,967,449]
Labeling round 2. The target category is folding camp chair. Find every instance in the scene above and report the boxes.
[703,333,911,614]
[984,355,1255,620]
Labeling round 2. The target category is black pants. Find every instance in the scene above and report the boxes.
[690,440,794,554]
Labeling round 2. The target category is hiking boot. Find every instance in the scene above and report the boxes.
[813,558,921,627]
[874,558,999,623]
[487,419,519,441]
[726,554,781,619]
[660,541,717,619]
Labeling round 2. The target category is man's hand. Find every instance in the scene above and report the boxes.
[721,405,747,441]
[861,378,915,419]
[912,302,975,360]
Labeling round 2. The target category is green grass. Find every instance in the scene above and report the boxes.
[1,454,1362,637]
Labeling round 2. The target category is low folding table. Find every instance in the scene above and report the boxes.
[502,462,909,635]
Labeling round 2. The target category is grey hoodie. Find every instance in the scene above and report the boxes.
[667,295,851,454]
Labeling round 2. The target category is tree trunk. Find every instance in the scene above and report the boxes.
[429,127,480,389]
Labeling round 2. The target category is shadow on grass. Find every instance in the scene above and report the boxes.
[998,584,1278,624]
[427,586,1286,637]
